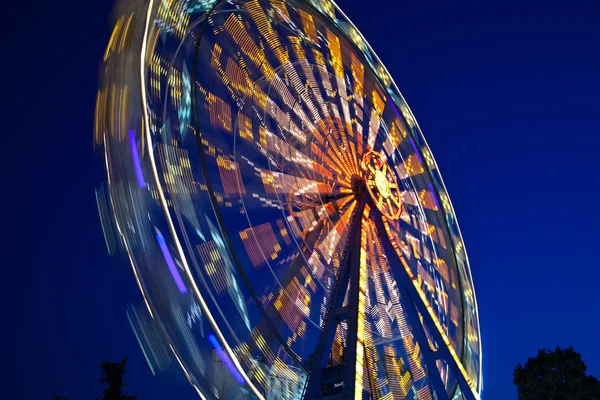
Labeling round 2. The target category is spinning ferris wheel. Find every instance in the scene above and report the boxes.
[95,0,482,399]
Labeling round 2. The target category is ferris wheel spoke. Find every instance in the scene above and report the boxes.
[390,193,402,208]
[385,197,395,213]
[381,162,389,175]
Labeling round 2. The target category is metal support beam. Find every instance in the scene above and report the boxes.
[399,284,449,398]
[303,190,478,400]
[304,194,366,399]
[372,214,478,400]
[340,198,364,399]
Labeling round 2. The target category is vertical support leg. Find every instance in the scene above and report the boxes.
[304,195,365,399]
[371,212,447,398]
[373,214,478,400]
[400,285,449,400]
[341,202,364,399]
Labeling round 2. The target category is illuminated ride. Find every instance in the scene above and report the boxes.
[95,0,482,399]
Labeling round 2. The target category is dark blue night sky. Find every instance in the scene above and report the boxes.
[5,0,600,399]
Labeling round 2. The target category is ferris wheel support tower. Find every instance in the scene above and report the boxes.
[303,175,477,400]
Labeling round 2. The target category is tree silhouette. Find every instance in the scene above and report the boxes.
[514,346,600,400]
[98,357,137,400]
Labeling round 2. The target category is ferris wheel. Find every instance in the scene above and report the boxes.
[95,0,482,399]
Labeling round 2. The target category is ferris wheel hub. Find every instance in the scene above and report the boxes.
[374,169,391,199]
[361,150,403,220]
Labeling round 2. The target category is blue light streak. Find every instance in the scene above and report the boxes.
[409,137,423,165]
[129,130,146,188]
[155,229,188,294]
[208,334,245,384]
[428,182,441,211]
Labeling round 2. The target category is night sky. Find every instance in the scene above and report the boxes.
[5,0,600,399]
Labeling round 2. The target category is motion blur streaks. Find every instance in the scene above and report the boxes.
[127,303,173,375]
[95,0,481,399]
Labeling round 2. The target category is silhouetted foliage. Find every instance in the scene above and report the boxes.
[514,346,600,400]
[52,357,137,400]
[98,357,137,400]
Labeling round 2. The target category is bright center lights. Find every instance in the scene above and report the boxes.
[374,169,391,199]
[362,150,402,220]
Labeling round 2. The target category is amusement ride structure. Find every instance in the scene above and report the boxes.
[95,0,482,399]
